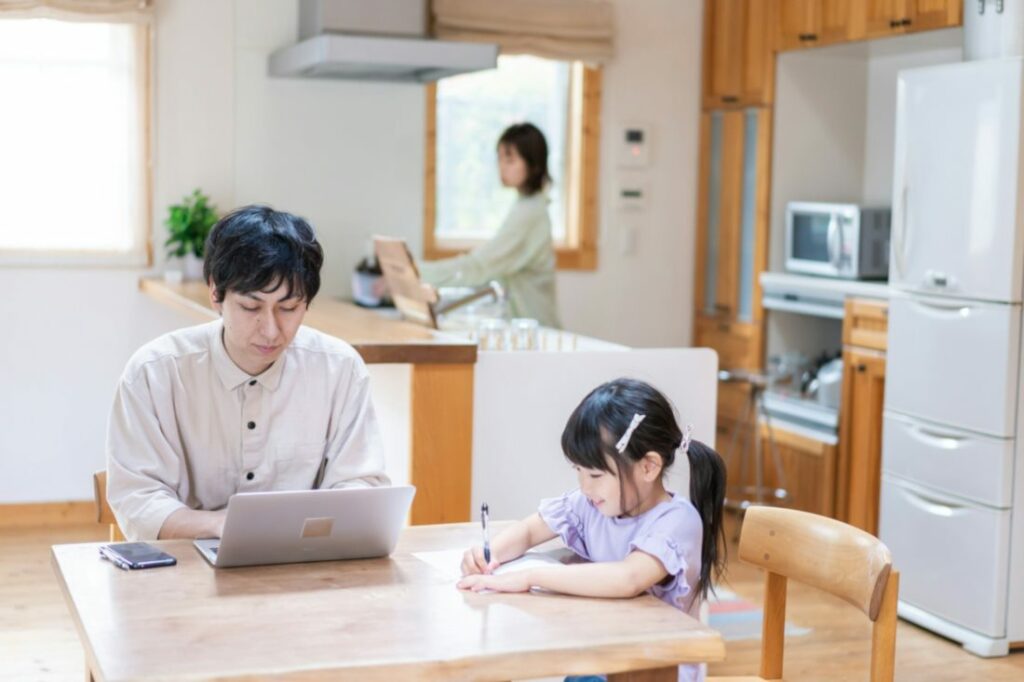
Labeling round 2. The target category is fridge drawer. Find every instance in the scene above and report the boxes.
[879,475,1010,638]
[882,412,1015,509]
[885,295,1021,437]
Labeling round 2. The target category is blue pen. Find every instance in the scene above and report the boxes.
[481,502,491,564]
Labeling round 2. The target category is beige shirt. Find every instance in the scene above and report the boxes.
[419,192,561,328]
[106,320,389,540]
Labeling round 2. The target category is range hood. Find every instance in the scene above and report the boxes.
[268,0,498,83]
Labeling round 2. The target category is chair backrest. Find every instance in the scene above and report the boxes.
[737,506,899,681]
[93,470,124,542]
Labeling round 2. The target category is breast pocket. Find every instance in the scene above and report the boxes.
[272,441,326,490]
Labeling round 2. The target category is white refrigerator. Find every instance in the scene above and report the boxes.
[880,57,1024,657]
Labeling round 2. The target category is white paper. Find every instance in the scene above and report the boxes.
[412,548,568,582]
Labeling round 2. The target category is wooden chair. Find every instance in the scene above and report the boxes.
[92,470,125,542]
[711,506,899,682]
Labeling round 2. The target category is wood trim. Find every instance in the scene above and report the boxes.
[758,422,830,458]
[422,65,601,272]
[141,21,154,268]
[423,81,439,262]
[692,111,712,328]
[0,501,94,529]
[751,107,773,323]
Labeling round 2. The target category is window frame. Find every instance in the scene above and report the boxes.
[422,64,602,271]
[0,18,153,268]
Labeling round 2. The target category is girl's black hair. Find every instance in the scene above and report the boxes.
[203,205,324,304]
[498,122,551,195]
[560,378,727,599]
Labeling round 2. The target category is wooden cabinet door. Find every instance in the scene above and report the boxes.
[837,348,886,534]
[706,0,745,106]
[863,0,908,38]
[905,0,962,32]
[704,0,775,107]
[778,0,820,50]
[745,423,838,517]
[695,110,744,318]
[694,108,771,323]
[819,0,863,44]
[740,0,776,105]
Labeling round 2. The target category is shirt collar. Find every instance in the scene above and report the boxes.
[209,321,286,392]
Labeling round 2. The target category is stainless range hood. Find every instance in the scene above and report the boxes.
[268,0,498,83]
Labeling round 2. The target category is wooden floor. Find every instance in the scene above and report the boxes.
[3,522,1023,681]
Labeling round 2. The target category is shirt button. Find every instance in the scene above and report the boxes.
[247,421,256,430]
[249,380,257,386]
[246,472,255,481]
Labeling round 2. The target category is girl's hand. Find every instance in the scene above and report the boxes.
[461,546,499,576]
[457,571,532,593]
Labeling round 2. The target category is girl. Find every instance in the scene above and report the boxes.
[457,378,727,682]
[418,122,560,328]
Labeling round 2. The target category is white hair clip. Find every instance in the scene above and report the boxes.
[615,413,646,453]
[681,424,694,455]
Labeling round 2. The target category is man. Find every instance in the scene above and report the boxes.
[107,205,389,540]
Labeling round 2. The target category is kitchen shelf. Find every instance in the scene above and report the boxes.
[761,272,890,319]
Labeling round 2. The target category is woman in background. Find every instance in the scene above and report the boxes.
[419,123,561,328]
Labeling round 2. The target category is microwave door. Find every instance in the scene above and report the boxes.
[787,211,839,276]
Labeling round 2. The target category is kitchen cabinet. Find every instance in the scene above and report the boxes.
[703,0,776,107]
[777,0,961,49]
[694,106,771,424]
[732,422,838,517]
[837,298,888,534]
[777,0,861,50]
[694,107,772,326]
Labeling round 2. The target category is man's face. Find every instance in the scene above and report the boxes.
[210,280,308,375]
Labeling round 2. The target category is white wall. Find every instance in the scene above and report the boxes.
[556,0,703,348]
[1,0,702,503]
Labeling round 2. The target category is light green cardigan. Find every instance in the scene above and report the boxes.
[419,193,561,328]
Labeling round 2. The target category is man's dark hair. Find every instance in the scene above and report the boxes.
[203,205,324,304]
[498,122,551,195]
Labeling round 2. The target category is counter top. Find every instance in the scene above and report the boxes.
[140,278,477,365]
[760,272,890,319]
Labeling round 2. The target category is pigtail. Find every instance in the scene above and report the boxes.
[686,439,727,599]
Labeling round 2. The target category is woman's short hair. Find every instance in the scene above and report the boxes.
[498,123,551,195]
[203,205,324,304]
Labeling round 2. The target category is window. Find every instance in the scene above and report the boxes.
[0,17,150,265]
[424,55,601,270]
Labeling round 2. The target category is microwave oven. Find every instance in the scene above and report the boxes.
[784,202,891,280]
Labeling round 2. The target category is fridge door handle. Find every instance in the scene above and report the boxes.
[899,485,966,517]
[908,423,966,450]
[909,298,974,317]
[892,184,908,281]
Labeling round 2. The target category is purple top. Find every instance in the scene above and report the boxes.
[539,489,705,682]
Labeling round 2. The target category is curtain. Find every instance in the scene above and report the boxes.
[432,0,614,64]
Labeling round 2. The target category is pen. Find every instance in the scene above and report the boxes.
[481,502,491,565]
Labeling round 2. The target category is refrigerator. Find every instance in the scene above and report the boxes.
[880,57,1024,657]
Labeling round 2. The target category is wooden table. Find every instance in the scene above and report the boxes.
[53,524,724,681]
[140,278,477,525]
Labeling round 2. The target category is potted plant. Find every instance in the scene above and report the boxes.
[164,189,218,281]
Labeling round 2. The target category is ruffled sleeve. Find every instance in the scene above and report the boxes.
[630,533,692,606]
[538,490,591,559]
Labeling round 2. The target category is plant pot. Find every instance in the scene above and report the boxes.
[181,253,204,281]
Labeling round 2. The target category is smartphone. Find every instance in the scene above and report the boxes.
[99,542,177,570]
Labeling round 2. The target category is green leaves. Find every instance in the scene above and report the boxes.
[164,189,219,259]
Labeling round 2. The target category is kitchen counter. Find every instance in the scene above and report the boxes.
[140,277,476,525]
[140,279,477,364]
[761,271,890,319]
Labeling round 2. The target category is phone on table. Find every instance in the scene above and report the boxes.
[99,542,177,570]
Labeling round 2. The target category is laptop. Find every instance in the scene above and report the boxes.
[193,485,416,568]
